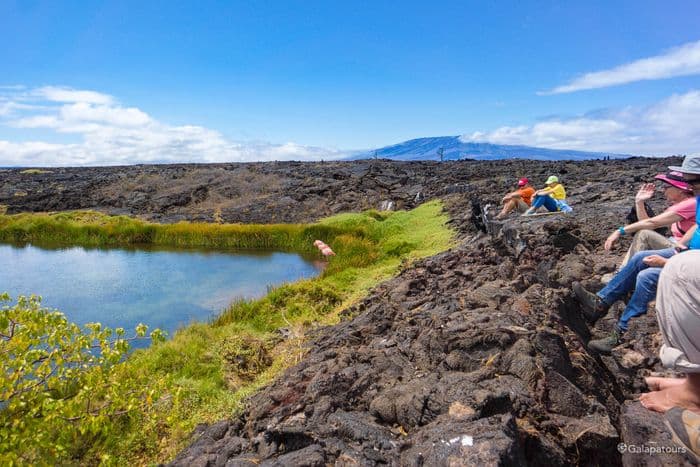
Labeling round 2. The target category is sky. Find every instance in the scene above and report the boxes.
[1,0,700,166]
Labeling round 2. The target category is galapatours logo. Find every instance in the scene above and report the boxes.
[617,442,687,455]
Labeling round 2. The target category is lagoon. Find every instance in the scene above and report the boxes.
[1,243,323,344]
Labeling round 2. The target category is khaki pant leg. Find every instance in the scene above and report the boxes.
[515,199,529,213]
[656,251,700,372]
[621,230,675,267]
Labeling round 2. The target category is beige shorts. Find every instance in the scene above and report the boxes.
[514,199,529,213]
[656,250,700,372]
[621,230,675,267]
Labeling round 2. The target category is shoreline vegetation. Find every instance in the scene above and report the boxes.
[0,201,454,465]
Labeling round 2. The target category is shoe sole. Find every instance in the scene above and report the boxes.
[664,418,700,462]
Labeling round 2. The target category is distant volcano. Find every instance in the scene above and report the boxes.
[351,136,632,161]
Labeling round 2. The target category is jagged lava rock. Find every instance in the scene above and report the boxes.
[2,158,688,465]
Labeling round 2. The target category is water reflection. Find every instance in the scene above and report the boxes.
[1,243,323,347]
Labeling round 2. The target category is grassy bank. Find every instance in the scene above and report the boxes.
[0,202,454,464]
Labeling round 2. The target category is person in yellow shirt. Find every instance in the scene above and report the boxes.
[523,175,572,215]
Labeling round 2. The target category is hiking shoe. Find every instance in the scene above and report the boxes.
[588,328,623,354]
[522,207,536,216]
[572,281,609,323]
[665,407,700,461]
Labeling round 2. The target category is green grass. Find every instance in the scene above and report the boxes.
[0,201,455,464]
[0,211,343,253]
[19,168,51,174]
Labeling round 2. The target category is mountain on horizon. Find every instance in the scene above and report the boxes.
[351,136,632,161]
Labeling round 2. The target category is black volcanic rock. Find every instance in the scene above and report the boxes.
[1,158,690,465]
[0,158,675,225]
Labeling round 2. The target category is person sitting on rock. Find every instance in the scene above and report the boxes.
[573,155,700,354]
[639,249,700,413]
[608,171,696,268]
[638,249,700,459]
[495,177,535,220]
[522,175,572,215]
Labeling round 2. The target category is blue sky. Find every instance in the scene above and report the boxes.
[1,0,700,165]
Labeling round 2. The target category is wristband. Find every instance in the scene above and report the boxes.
[618,226,626,235]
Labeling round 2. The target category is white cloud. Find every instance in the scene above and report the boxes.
[59,102,152,128]
[542,40,700,94]
[33,86,115,105]
[0,86,346,166]
[0,100,44,117]
[462,90,700,155]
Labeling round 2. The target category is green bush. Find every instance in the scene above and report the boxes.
[0,294,166,465]
[0,201,454,464]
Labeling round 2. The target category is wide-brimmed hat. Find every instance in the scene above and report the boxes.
[545,175,559,184]
[517,177,529,187]
[670,155,700,175]
[654,171,693,192]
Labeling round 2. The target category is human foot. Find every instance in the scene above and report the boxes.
[640,382,700,414]
[646,376,686,391]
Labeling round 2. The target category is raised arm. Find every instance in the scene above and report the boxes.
[634,183,655,221]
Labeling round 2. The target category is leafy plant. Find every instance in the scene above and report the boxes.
[0,294,166,464]
[0,200,455,464]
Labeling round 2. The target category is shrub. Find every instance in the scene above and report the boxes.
[0,201,454,463]
[0,294,166,464]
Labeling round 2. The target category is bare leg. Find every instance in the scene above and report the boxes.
[640,373,700,414]
[645,376,686,391]
[496,200,516,220]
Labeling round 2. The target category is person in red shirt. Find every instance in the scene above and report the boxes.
[495,177,535,220]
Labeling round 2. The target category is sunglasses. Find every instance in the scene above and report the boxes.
[684,177,700,186]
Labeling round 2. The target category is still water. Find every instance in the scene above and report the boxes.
[1,243,323,343]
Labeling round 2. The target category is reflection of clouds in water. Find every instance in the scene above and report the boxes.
[4,244,133,306]
[1,244,320,338]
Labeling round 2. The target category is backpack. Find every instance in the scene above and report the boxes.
[626,202,667,235]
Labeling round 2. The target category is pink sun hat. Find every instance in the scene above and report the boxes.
[654,171,693,192]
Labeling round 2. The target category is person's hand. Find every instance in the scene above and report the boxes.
[642,255,667,267]
[635,183,655,203]
[604,230,621,251]
[674,244,689,254]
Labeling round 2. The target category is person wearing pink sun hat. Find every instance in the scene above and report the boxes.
[638,156,700,435]
[573,156,700,355]
[608,170,697,266]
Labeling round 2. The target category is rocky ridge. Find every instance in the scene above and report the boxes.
[1,158,694,465]
[0,158,657,224]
